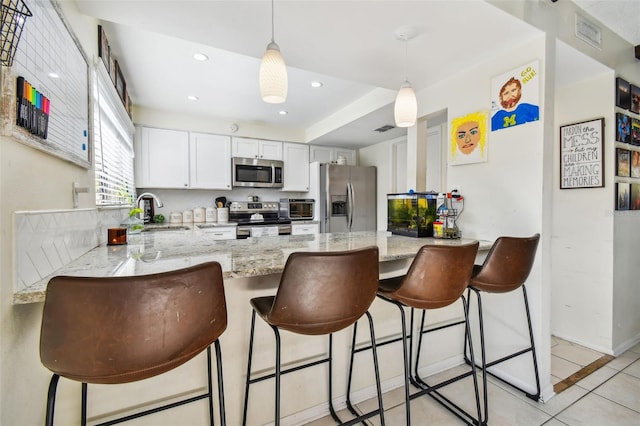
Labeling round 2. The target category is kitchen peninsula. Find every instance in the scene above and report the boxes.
[14,229,491,304]
[17,230,492,425]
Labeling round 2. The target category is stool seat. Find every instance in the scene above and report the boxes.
[242,247,385,426]
[465,233,541,424]
[352,242,482,425]
[40,261,228,426]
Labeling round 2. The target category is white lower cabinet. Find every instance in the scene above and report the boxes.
[291,223,319,235]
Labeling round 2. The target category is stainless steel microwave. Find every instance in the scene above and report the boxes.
[232,157,283,188]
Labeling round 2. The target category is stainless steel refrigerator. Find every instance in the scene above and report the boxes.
[318,164,376,233]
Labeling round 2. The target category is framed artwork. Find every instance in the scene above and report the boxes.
[559,118,604,189]
[632,184,640,210]
[449,110,488,165]
[632,118,640,146]
[631,84,640,114]
[115,61,126,101]
[616,77,631,109]
[616,113,631,143]
[631,151,640,178]
[109,49,117,84]
[617,182,630,210]
[98,25,109,73]
[616,148,630,177]
[490,60,540,132]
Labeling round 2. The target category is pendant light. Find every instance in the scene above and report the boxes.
[260,0,288,103]
[394,31,417,128]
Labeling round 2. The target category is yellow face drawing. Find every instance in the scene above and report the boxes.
[455,121,480,155]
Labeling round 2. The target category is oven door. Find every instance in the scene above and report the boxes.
[289,201,314,220]
[237,224,291,239]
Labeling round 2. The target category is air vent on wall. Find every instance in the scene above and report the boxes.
[373,124,396,133]
[575,13,602,49]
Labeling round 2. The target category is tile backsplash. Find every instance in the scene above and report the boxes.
[13,207,128,293]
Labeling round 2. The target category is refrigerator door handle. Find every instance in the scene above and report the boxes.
[347,182,354,230]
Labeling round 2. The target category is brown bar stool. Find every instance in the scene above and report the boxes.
[241,247,385,426]
[350,242,481,425]
[40,261,228,426]
[464,233,540,424]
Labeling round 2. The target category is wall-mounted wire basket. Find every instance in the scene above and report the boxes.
[0,0,32,67]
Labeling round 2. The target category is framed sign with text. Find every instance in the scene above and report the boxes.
[560,118,604,189]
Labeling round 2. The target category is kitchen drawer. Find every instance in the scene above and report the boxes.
[291,223,319,235]
[200,226,237,240]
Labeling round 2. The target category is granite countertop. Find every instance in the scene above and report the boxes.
[13,229,491,305]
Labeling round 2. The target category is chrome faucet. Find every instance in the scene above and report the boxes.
[135,192,164,220]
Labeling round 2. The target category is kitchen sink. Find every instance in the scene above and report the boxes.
[142,225,191,232]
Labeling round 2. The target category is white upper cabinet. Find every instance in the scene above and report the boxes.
[135,127,189,188]
[282,143,310,192]
[135,127,232,190]
[232,137,283,160]
[189,133,232,190]
[309,145,357,165]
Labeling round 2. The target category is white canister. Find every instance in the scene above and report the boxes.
[182,209,194,223]
[205,207,217,223]
[193,207,206,223]
[217,207,229,224]
[169,212,183,224]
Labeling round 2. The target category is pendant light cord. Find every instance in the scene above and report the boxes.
[271,0,275,43]
[404,37,409,83]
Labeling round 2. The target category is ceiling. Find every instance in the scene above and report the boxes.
[72,0,639,149]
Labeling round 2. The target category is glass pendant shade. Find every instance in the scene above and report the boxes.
[260,41,288,103]
[394,81,417,127]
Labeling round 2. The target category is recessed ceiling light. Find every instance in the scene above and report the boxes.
[187,95,199,101]
[48,72,59,79]
[193,53,209,61]
[279,110,288,115]
[311,81,323,88]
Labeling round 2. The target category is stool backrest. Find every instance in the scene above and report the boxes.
[389,242,479,309]
[267,246,379,335]
[471,233,540,293]
[40,261,227,384]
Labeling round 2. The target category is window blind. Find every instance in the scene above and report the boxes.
[93,63,135,206]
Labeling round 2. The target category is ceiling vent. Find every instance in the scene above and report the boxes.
[373,124,395,133]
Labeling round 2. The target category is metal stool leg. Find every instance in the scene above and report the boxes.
[214,340,226,426]
[81,382,87,426]
[273,325,282,426]
[522,285,541,400]
[242,309,257,426]
[45,374,60,426]
[206,346,214,425]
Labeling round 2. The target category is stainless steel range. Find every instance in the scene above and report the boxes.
[228,201,291,239]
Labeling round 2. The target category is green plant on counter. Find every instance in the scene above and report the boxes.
[153,214,165,224]
[129,207,143,218]
[123,208,145,232]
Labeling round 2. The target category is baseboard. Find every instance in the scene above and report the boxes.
[612,333,640,357]
[551,332,614,356]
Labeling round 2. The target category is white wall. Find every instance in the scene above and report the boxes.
[0,1,99,424]
[552,72,616,353]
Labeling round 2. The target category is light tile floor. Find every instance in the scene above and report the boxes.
[306,341,640,425]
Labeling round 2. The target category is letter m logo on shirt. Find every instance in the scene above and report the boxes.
[503,114,516,128]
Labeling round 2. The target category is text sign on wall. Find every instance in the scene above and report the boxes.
[560,118,605,189]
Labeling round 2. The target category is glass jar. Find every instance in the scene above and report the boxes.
[121,216,144,235]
